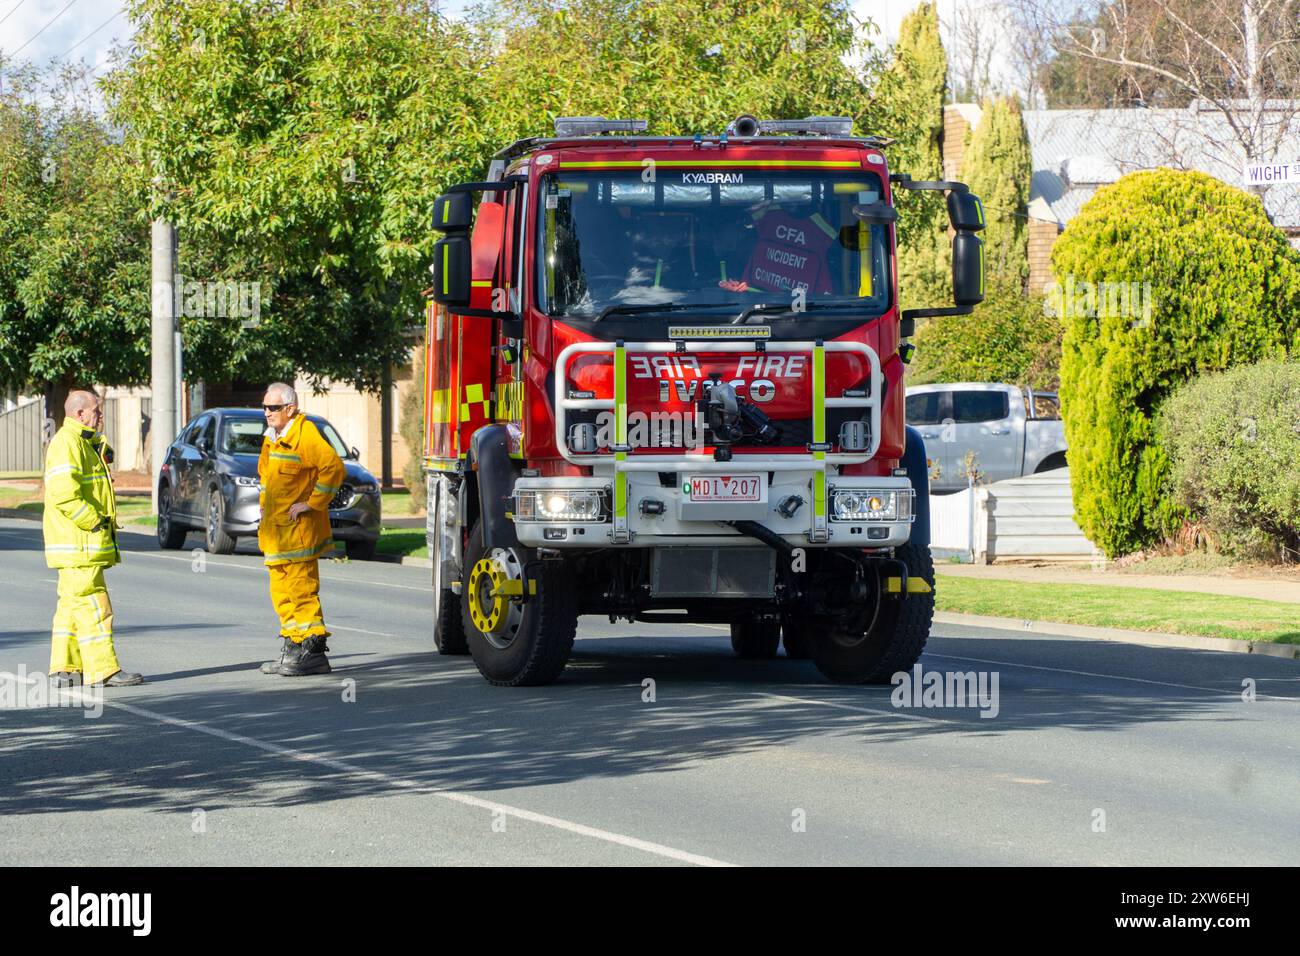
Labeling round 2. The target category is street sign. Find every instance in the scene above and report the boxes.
[1243,162,1300,186]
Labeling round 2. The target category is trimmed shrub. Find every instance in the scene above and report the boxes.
[400,342,426,512]
[1051,169,1300,558]
[1158,360,1300,561]
[910,280,1061,390]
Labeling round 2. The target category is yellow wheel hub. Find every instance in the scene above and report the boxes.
[468,556,508,634]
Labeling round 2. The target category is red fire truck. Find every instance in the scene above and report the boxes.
[423,115,985,686]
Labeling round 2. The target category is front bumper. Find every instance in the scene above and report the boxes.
[511,473,914,549]
[222,484,381,542]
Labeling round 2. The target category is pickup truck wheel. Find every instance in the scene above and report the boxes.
[780,618,816,659]
[731,617,780,659]
[462,520,577,686]
[812,541,936,684]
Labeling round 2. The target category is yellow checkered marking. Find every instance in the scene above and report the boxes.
[460,382,491,422]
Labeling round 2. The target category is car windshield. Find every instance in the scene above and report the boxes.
[221,418,265,455]
[536,169,891,320]
[220,416,351,458]
[313,420,350,458]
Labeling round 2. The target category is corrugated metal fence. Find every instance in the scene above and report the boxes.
[931,468,1098,562]
[0,396,146,473]
[0,399,45,472]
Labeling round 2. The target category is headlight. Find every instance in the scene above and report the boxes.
[515,489,606,522]
[352,482,379,496]
[233,475,260,487]
[830,489,910,521]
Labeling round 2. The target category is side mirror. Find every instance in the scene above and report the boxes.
[432,192,473,232]
[952,231,984,306]
[196,437,211,455]
[947,191,985,233]
[431,236,471,306]
[349,446,360,461]
[852,202,898,225]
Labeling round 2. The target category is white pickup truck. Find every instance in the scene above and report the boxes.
[905,382,1068,494]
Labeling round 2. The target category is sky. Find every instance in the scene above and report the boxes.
[0,0,1018,96]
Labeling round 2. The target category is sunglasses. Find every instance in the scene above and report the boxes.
[262,404,291,412]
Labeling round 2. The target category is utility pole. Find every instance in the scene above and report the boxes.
[151,217,178,515]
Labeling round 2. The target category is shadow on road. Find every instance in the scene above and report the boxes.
[0,629,1274,817]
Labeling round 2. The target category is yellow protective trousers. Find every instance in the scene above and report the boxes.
[268,559,329,643]
[50,566,122,685]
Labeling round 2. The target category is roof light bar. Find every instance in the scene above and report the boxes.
[554,117,649,137]
[757,116,854,137]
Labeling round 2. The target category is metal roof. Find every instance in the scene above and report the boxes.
[1020,107,1300,230]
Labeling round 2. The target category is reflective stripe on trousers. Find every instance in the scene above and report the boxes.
[50,566,122,685]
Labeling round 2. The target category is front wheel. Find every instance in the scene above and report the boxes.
[812,540,936,684]
[461,520,577,686]
[206,489,237,555]
[345,538,377,561]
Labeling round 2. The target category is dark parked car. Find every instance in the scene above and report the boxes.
[157,408,382,559]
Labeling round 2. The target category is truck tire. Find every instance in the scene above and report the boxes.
[780,618,816,659]
[461,519,577,686]
[862,538,935,683]
[731,617,780,659]
[812,540,936,684]
[434,587,468,655]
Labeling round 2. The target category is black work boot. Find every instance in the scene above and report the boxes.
[100,670,145,687]
[49,671,82,688]
[260,637,295,675]
[276,635,331,676]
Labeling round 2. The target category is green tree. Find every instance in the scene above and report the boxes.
[104,0,489,392]
[874,1,949,313]
[1052,169,1300,558]
[473,0,875,146]
[0,65,150,418]
[910,280,1060,389]
[962,96,1031,287]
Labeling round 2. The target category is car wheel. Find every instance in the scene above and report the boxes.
[157,486,187,550]
[345,539,376,561]
[206,489,237,555]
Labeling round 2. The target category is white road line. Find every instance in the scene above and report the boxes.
[129,550,429,591]
[752,690,956,725]
[0,673,733,867]
[926,652,1300,702]
[330,624,398,638]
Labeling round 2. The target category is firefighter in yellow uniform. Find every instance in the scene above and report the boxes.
[257,383,346,676]
[43,390,143,687]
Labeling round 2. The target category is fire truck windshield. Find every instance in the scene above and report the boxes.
[536,169,891,321]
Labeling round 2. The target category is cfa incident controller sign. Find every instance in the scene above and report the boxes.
[1244,162,1300,185]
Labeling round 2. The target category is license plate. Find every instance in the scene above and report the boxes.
[687,474,763,502]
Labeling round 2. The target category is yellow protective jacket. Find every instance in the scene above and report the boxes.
[43,418,120,569]
[257,413,346,566]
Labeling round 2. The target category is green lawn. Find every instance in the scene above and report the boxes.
[375,527,428,560]
[0,487,157,526]
[935,573,1300,644]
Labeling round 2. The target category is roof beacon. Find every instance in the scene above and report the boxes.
[553,117,649,137]
[754,116,854,137]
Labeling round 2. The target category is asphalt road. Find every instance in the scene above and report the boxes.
[2,516,1297,866]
